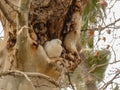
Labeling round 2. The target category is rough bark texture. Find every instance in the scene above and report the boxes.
[0,0,97,90]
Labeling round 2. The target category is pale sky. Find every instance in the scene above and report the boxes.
[0,21,3,38]
[94,0,120,90]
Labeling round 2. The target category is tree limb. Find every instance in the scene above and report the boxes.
[0,0,16,25]
[81,18,120,31]
[0,70,60,87]
[4,0,19,13]
[16,0,32,70]
[100,70,120,90]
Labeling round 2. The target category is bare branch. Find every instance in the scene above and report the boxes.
[0,70,60,87]
[102,18,120,29]
[4,0,19,13]
[0,0,16,25]
[100,70,120,90]
[67,73,75,90]
[81,18,120,31]
[12,70,35,90]
[89,60,120,73]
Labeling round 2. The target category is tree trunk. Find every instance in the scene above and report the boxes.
[0,0,97,90]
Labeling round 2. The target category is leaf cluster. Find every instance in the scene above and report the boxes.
[84,50,110,81]
[83,0,105,30]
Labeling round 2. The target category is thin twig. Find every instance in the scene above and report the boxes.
[17,25,30,35]
[67,73,75,90]
[100,71,120,90]
[89,60,120,73]
[81,18,120,31]
[110,45,117,62]
[11,70,35,90]
[34,84,56,88]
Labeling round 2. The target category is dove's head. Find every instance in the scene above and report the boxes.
[51,39,62,45]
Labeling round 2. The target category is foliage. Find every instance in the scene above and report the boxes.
[80,30,94,48]
[70,50,110,90]
[83,0,99,29]
[81,0,107,48]
[82,0,106,29]
[80,0,99,48]
[84,50,110,82]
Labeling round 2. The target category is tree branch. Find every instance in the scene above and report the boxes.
[16,0,32,70]
[0,0,16,25]
[0,70,60,87]
[100,70,120,90]
[89,60,120,73]
[81,18,120,31]
[4,0,19,13]
[13,70,35,90]
[67,73,75,90]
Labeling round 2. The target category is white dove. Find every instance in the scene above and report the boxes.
[44,39,63,58]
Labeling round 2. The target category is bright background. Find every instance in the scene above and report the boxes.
[94,0,120,89]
